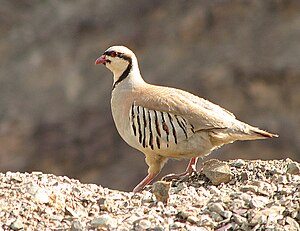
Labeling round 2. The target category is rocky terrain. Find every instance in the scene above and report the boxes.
[0,159,299,230]
[0,0,299,191]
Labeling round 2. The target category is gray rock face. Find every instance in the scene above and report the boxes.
[0,1,299,191]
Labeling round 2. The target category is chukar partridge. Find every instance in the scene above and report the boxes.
[95,45,278,193]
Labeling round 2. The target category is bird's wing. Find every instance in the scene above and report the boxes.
[133,84,237,133]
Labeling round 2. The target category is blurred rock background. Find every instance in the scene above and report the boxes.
[0,0,299,191]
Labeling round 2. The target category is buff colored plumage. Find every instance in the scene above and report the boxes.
[95,46,278,193]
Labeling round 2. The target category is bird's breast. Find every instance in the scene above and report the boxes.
[111,88,140,149]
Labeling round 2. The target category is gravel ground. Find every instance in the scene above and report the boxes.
[0,159,299,230]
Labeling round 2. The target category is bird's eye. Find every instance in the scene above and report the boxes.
[110,51,117,57]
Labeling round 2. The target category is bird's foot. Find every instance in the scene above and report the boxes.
[162,157,199,181]
[162,170,197,182]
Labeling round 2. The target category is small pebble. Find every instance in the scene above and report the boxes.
[286,216,300,230]
[10,218,24,230]
[70,220,84,231]
[138,219,152,229]
[34,188,50,204]
[141,191,154,203]
[208,202,225,215]
[176,210,189,220]
[210,211,223,222]
[65,206,78,218]
[233,214,247,226]
[231,159,246,167]
[286,162,300,175]
[240,185,258,194]
[250,196,269,209]
[152,181,170,204]
[187,215,200,224]
[220,210,232,219]
[203,159,232,185]
[91,215,117,229]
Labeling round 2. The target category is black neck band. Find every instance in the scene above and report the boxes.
[112,61,132,90]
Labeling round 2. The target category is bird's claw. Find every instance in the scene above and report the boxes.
[162,170,197,182]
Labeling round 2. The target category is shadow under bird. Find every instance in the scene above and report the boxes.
[95,45,278,193]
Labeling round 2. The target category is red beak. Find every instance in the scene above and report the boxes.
[95,55,107,65]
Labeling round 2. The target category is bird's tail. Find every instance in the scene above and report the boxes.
[209,121,278,147]
[233,122,278,141]
[250,127,278,139]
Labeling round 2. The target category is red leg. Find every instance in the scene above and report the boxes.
[133,154,167,193]
[133,172,158,193]
[163,157,199,181]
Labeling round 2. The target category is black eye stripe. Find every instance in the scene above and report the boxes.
[104,51,116,57]
[103,51,132,62]
[104,51,120,57]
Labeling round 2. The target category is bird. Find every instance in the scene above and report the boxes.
[95,45,278,193]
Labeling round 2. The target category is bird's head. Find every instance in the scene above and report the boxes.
[95,46,137,78]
